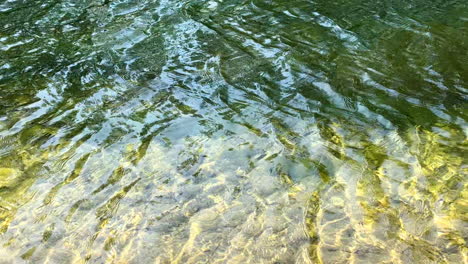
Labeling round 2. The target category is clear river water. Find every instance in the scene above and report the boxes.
[0,0,467,263]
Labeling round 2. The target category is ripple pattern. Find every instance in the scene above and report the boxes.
[0,0,467,263]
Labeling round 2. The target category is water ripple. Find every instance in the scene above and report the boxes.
[0,0,466,263]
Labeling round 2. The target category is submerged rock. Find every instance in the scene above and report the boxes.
[0,168,20,188]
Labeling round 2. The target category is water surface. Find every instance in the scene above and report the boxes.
[0,0,467,263]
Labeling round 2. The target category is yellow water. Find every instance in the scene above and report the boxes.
[0,0,467,263]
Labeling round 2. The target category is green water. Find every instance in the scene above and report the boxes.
[0,0,467,263]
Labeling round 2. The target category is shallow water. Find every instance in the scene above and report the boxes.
[0,0,467,263]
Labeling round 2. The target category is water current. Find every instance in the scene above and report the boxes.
[0,0,467,263]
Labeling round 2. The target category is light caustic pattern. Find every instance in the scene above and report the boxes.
[0,0,467,263]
